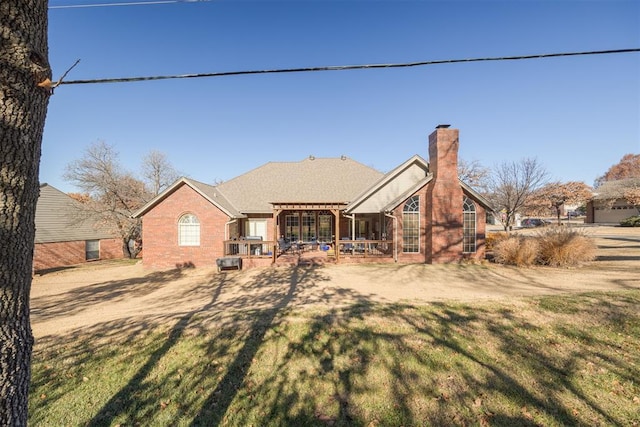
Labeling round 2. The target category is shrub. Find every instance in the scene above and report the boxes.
[491,227,596,268]
[492,234,539,267]
[485,232,508,251]
[620,215,640,227]
[535,227,596,267]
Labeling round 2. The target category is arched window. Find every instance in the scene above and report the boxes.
[403,196,420,253]
[178,214,200,246]
[463,196,476,253]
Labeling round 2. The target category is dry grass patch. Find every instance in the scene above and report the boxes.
[492,234,540,267]
[492,227,597,268]
[536,227,596,267]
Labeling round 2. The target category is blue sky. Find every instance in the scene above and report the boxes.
[44,0,640,193]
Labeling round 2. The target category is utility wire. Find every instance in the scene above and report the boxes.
[49,0,210,9]
[57,48,640,86]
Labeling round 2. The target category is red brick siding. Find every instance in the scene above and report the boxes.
[100,238,123,260]
[394,185,430,264]
[141,184,232,269]
[427,127,464,263]
[33,238,123,272]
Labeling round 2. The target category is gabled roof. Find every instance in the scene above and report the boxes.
[382,175,434,212]
[35,184,116,243]
[216,157,384,213]
[345,154,494,214]
[134,154,493,219]
[345,155,431,214]
[460,181,493,211]
[132,177,244,218]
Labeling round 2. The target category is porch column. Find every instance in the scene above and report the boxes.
[273,208,282,263]
[332,208,340,262]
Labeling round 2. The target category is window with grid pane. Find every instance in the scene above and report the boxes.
[302,212,315,241]
[463,196,476,253]
[403,196,420,253]
[178,214,200,246]
[318,213,332,242]
[285,214,299,242]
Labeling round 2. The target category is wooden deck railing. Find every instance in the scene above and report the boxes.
[223,239,395,261]
[337,239,394,258]
[223,240,276,258]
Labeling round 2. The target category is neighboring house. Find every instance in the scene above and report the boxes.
[133,125,492,269]
[34,184,122,272]
[586,178,640,224]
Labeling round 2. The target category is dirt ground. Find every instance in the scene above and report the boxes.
[31,225,640,338]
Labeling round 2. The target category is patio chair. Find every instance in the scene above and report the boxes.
[309,237,319,251]
[278,237,292,254]
[340,237,353,254]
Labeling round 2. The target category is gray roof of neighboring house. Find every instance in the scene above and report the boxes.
[216,157,384,213]
[592,178,640,200]
[35,184,116,244]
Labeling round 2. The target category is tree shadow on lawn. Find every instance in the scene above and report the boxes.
[79,264,341,426]
[595,235,640,261]
[206,290,639,426]
[30,263,640,426]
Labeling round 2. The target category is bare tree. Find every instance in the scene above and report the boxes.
[64,141,150,259]
[458,158,490,194]
[141,150,180,196]
[486,158,549,231]
[0,1,50,423]
[526,181,593,224]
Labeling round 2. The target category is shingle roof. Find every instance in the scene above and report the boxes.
[35,184,116,243]
[132,177,244,218]
[183,178,244,218]
[217,157,384,213]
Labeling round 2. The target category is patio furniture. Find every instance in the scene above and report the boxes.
[278,237,292,254]
[216,256,242,271]
[308,237,319,251]
[340,237,353,254]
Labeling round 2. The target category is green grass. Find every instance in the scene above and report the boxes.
[30,291,640,426]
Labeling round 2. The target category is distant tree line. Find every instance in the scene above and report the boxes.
[459,153,640,231]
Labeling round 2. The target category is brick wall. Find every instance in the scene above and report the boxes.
[427,127,464,263]
[33,238,123,272]
[100,238,123,260]
[141,183,231,269]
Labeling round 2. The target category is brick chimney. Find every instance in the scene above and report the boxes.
[426,125,464,263]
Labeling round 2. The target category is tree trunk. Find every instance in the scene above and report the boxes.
[122,238,136,259]
[0,1,50,424]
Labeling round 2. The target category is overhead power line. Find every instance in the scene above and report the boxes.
[57,48,640,86]
[49,0,211,9]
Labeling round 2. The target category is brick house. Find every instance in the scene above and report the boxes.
[134,125,492,269]
[33,184,122,272]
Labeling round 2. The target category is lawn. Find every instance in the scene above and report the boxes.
[30,289,640,426]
